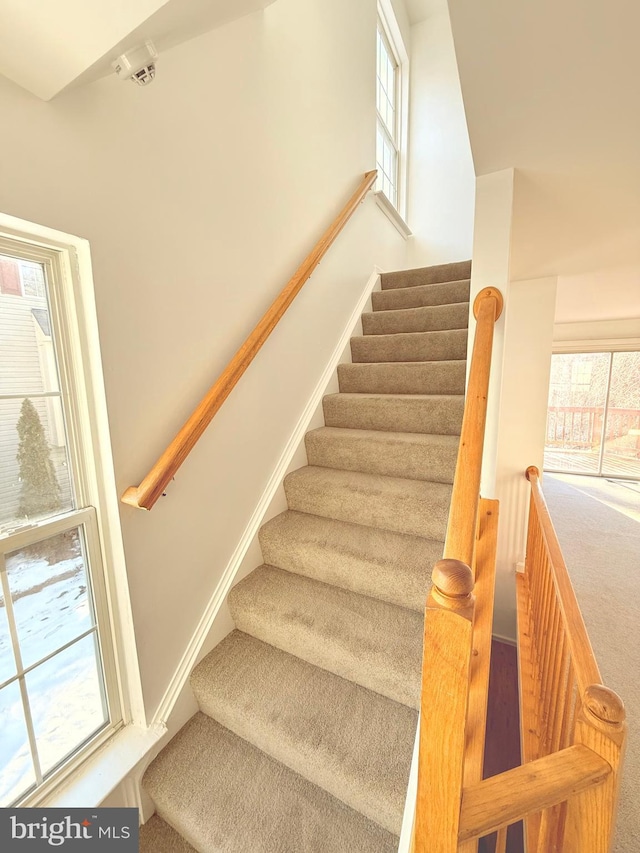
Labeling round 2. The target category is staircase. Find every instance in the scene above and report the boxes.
[140,261,472,852]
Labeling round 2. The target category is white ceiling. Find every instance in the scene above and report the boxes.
[405,0,447,25]
[448,0,640,278]
[0,0,275,101]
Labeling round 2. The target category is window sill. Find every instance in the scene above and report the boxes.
[40,723,166,808]
[374,191,412,239]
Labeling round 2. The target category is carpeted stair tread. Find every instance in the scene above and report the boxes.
[381,260,471,290]
[337,360,466,395]
[140,816,197,853]
[259,510,442,611]
[144,713,398,853]
[351,328,467,362]
[372,279,470,312]
[284,465,452,539]
[305,426,458,484]
[143,259,470,849]
[191,631,416,834]
[362,302,469,335]
[228,565,423,708]
[323,392,464,436]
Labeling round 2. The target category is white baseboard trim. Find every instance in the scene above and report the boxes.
[152,267,382,727]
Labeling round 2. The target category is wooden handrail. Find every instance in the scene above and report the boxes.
[458,744,611,842]
[525,465,602,693]
[413,287,503,853]
[444,287,503,568]
[122,170,378,510]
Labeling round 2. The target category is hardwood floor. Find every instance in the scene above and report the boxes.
[479,639,524,853]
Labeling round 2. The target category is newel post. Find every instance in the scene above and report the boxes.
[564,685,627,853]
[414,560,476,853]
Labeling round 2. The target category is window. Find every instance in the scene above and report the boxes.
[376,22,400,207]
[375,1,409,226]
[544,350,640,479]
[0,240,123,806]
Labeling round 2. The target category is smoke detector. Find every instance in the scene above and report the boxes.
[112,41,158,86]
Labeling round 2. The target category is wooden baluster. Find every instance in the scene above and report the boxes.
[549,631,570,754]
[414,560,475,853]
[560,665,578,751]
[541,595,561,754]
[564,685,627,853]
[495,826,508,853]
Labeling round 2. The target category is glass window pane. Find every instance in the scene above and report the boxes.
[6,527,94,669]
[0,396,73,531]
[0,257,58,396]
[26,633,108,777]
[0,591,17,685]
[602,351,640,478]
[0,680,36,806]
[544,353,611,474]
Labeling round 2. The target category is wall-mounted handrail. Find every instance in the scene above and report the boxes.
[122,170,377,510]
[413,286,503,853]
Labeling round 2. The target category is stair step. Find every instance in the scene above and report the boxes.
[228,565,423,708]
[259,510,442,611]
[337,360,465,395]
[351,328,467,363]
[144,713,398,853]
[191,631,416,835]
[284,465,451,539]
[372,279,470,311]
[140,816,196,853]
[362,302,469,335]
[323,392,463,436]
[305,426,458,484]
[381,261,471,290]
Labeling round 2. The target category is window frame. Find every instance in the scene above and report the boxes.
[0,219,145,806]
[376,0,409,220]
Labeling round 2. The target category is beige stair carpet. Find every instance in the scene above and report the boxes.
[141,261,471,852]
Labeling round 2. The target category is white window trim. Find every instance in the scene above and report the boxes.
[374,189,412,239]
[0,212,151,806]
[377,0,410,221]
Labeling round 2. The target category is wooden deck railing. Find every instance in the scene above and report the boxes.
[122,170,378,510]
[413,286,503,852]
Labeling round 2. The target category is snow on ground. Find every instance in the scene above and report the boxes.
[0,551,107,805]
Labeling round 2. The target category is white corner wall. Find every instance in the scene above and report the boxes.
[0,0,409,719]
[406,8,475,267]
[492,276,557,639]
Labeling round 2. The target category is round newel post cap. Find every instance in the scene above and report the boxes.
[584,684,626,727]
[432,559,475,600]
[473,287,504,320]
[525,466,540,481]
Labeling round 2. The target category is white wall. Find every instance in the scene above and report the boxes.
[406,8,475,267]
[0,0,409,720]
[554,266,640,350]
[493,277,557,639]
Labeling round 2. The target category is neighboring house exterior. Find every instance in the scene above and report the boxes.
[0,257,71,528]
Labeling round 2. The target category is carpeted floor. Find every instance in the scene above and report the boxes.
[543,473,640,853]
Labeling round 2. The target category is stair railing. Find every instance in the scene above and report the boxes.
[122,170,378,510]
[413,456,627,851]
[513,466,626,852]
[413,286,503,852]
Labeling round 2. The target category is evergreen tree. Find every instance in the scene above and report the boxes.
[16,398,61,519]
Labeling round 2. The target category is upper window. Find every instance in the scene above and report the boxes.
[376,23,400,207]
[0,242,122,806]
[375,3,408,220]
